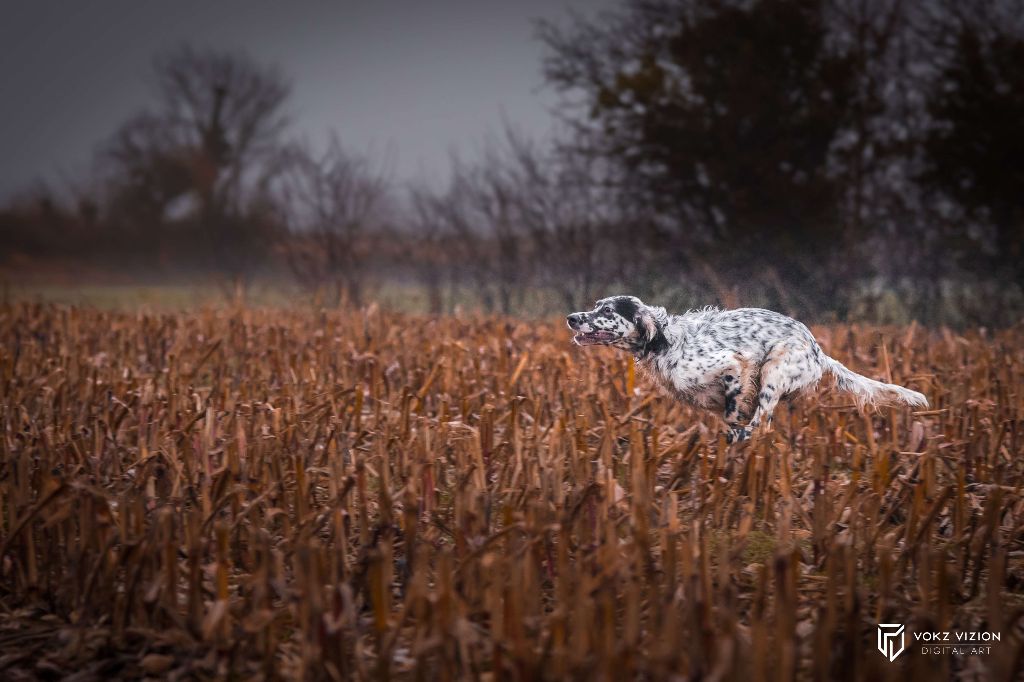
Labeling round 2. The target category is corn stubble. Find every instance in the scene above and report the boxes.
[0,304,1021,680]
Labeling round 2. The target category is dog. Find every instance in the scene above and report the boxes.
[567,295,928,443]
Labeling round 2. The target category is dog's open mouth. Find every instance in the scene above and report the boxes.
[573,330,618,346]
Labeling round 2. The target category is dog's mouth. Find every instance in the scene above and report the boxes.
[573,330,619,346]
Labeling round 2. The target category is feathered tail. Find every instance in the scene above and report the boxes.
[823,355,928,409]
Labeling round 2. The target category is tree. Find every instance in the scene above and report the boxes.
[101,45,291,294]
[151,44,290,201]
[919,1,1024,292]
[500,130,630,309]
[406,128,663,315]
[275,138,388,306]
[538,0,861,311]
[424,157,508,314]
[407,187,460,315]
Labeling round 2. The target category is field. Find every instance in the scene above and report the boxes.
[1,303,1022,680]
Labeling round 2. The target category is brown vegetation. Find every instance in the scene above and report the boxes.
[0,304,1022,679]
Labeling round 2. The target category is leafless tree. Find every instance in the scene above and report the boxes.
[275,137,388,306]
[406,129,641,314]
[422,167,500,312]
[407,188,459,314]
[100,45,291,297]
[460,149,528,315]
[151,44,290,200]
[500,130,621,309]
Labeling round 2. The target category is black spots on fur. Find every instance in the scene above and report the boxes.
[613,297,639,320]
[727,426,750,444]
[722,373,745,420]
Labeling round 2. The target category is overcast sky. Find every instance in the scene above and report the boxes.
[0,0,614,202]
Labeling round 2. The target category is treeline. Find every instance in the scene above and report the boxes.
[1,0,1022,325]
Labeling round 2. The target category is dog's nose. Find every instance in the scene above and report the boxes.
[566,313,582,327]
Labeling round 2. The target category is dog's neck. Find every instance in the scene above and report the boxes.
[634,330,666,359]
[634,310,673,360]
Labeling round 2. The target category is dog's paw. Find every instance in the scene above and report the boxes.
[726,427,750,444]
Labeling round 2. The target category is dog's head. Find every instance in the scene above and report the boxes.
[566,295,668,354]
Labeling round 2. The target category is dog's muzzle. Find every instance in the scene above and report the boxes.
[567,313,617,346]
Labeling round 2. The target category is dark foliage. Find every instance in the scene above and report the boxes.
[919,3,1024,285]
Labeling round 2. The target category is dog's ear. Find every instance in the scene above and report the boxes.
[635,308,660,343]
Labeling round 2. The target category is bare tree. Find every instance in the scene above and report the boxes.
[100,44,291,297]
[424,146,544,314]
[500,130,621,309]
[424,167,500,312]
[407,187,458,314]
[462,149,528,315]
[275,137,387,306]
[406,130,641,314]
[151,44,290,200]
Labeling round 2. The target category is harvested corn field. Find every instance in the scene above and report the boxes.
[0,303,1022,680]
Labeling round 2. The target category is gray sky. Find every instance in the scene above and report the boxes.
[0,0,613,202]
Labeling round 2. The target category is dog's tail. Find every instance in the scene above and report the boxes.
[823,355,928,409]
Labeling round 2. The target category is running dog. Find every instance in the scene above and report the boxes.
[567,296,928,442]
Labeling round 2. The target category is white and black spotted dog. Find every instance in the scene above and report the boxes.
[567,296,928,443]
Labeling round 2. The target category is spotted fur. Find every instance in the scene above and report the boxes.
[567,296,929,442]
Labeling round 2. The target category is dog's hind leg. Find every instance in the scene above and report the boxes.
[746,343,823,436]
[746,368,784,437]
[722,355,757,443]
